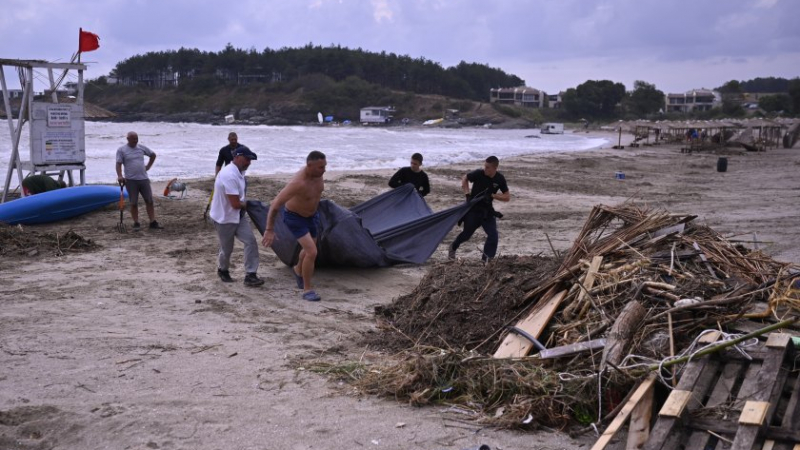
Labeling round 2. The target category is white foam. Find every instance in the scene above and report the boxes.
[0,122,608,184]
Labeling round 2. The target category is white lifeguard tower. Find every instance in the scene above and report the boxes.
[1,58,88,203]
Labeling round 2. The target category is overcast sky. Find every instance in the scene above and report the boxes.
[2,0,799,94]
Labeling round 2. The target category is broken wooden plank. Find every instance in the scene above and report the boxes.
[493,289,566,359]
[659,390,692,417]
[627,380,655,450]
[564,255,603,319]
[682,358,741,450]
[581,255,604,297]
[644,356,719,450]
[731,336,790,450]
[766,333,792,348]
[782,371,800,431]
[739,401,770,425]
[591,374,657,450]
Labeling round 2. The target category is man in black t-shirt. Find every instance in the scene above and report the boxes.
[215,132,250,176]
[448,156,510,262]
[388,152,430,197]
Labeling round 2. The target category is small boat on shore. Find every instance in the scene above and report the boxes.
[0,185,125,225]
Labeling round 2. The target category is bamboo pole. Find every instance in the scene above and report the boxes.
[645,316,799,372]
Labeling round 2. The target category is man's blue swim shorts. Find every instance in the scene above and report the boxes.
[283,208,320,239]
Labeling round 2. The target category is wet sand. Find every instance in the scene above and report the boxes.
[1,132,799,449]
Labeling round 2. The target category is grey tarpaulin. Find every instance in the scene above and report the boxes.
[246,183,475,268]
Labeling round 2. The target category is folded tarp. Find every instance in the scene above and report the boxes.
[246,183,474,268]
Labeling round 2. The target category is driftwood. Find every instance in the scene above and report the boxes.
[601,300,646,370]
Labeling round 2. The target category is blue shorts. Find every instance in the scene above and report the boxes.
[283,208,320,239]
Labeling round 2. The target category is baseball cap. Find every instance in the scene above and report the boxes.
[233,147,257,160]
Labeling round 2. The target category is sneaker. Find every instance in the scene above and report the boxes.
[244,273,265,287]
[302,290,321,302]
[132,222,141,231]
[447,245,456,260]
[217,269,233,283]
[149,220,163,229]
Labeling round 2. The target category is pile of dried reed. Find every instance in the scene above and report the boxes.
[0,224,99,256]
[336,203,800,429]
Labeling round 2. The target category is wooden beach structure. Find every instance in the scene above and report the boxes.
[606,118,793,154]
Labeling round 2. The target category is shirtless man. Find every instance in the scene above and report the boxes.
[262,151,327,301]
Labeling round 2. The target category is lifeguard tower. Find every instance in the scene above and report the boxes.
[1,58,88,203]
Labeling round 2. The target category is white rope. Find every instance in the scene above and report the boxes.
[617,329,759,387]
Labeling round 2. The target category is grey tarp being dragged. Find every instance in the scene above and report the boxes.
[246,183,475,268]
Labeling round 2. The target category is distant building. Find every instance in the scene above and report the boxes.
[665,89,721,113]
[547,92,564,109]
[489,86,546,108]
[360,106,395,124]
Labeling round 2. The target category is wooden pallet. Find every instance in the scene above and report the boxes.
[594,333,800,450]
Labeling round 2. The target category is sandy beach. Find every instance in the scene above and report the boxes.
[1,131,799,450]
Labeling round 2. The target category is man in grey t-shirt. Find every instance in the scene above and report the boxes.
[115,131,163,231]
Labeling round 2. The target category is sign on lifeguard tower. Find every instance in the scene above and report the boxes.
[30,102,86,165]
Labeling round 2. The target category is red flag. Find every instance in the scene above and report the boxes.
[79,28,100,53]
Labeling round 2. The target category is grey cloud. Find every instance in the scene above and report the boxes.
[1,0,797,94]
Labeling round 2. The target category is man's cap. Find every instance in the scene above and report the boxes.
[233,147,257,160]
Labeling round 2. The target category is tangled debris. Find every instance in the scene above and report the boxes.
[0,224,99,257]
[346,203,800,430]
[374,255,560,353]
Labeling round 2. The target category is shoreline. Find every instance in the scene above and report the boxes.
[0,125,614,189]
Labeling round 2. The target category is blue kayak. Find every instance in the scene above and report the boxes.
[0,185,127,225]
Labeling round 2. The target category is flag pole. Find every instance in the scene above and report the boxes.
[78,28,82,63]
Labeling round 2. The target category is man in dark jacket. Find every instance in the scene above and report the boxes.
[215,132,250,176]
[388,153,430,197]
[448,156,510,262]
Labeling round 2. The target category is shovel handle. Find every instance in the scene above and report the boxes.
[118,182,125,210]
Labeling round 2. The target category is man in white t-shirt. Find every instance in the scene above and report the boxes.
[209,147,265,287]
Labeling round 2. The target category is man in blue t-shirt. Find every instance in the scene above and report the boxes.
[448,156,510,262]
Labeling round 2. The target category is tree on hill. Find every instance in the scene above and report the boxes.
[789,78,800,115]
[624,80,665,117]
[107,44,524,102]
[562,80,626,119]
[717,77,800,96]
[717,80,745,116]
[757,94,792,113]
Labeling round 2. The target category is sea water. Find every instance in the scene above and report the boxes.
[0,121,608,185]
